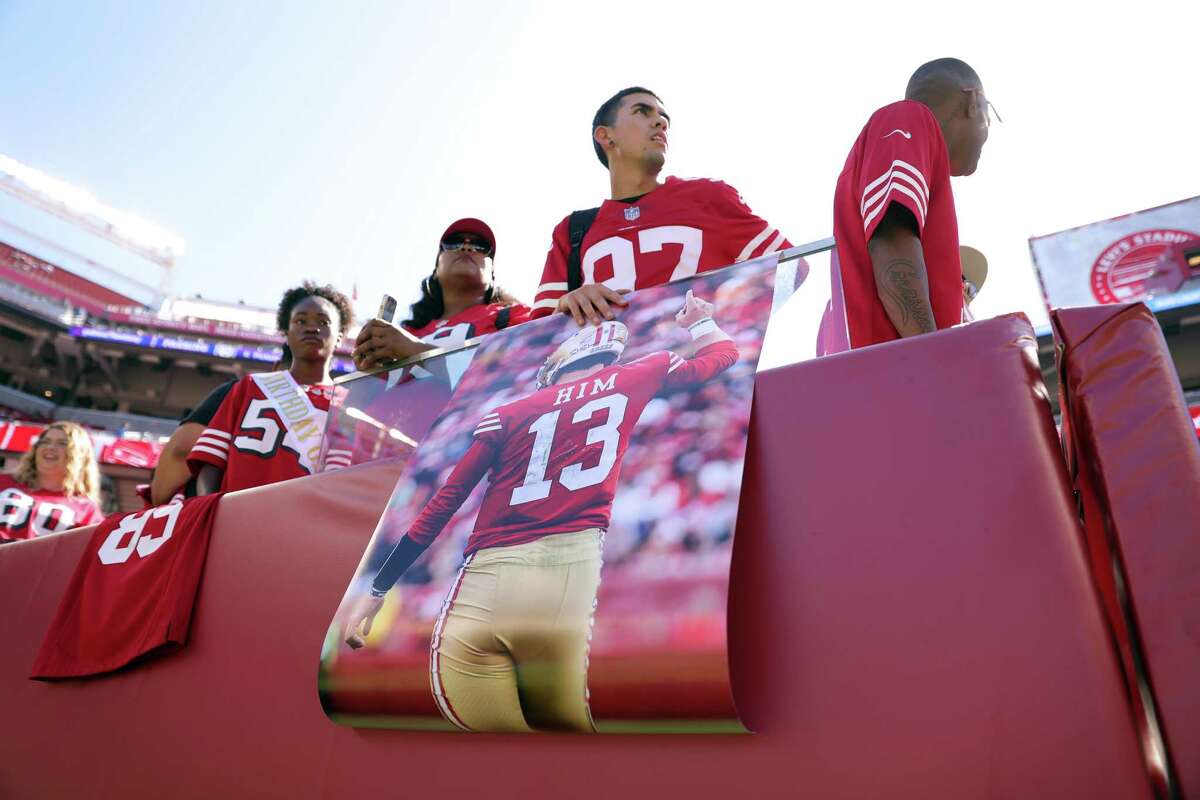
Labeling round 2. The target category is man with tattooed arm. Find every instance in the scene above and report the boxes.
[820,58,996,351]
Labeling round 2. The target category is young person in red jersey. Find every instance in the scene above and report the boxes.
[534,87,795,326]
[819,58,996,352]
[351,218,530,370]
[344,290,738,733]
[188,281,353,495]
[0,421,102,541]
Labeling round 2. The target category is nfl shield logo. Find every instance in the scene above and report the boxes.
[624,207,640,222]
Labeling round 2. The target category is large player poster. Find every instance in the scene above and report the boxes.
[318,258,778,733]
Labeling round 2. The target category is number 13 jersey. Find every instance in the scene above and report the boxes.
[532,177,791,318]
[407,339,739,555]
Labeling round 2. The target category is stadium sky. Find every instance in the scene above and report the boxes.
[2,1,1198,368]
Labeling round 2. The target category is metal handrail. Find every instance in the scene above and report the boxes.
[334,236,836,386]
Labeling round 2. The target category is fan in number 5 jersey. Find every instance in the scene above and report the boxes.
[187,281,354,493]
[344,290,738,733]
[534,87,798,326]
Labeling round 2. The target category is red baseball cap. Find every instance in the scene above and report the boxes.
[440,218,496,257]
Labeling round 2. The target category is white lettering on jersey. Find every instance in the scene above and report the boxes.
[582,225,704,290]
[33,502,76,536]
[510,393,629,506]
[0,487,35,531]
[553,372,618,406]
[97,504,182,565]
[0,488,77,536]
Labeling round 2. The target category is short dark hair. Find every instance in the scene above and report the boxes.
[592,86,661,167]
[905,58,981,107]
[276,280,353,336]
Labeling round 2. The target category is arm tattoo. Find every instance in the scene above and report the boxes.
[879,259,936,334]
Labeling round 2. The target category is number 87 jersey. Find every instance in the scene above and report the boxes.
[405,338,739,556]
[531,177,791,318]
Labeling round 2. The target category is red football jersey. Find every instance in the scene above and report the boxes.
[31,494,222,679]
[0,473,101,541]
[533,177,792,317]
[407,339,738,554]
[823,100,961,351]
[404,302,532,348]
[325,303,532,469]
[186,371,335,493]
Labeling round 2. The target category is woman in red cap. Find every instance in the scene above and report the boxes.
[352,218,530,369]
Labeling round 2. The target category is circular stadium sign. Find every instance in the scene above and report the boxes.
[1090,228,1198,304]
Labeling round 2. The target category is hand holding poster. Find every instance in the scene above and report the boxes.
[319,258,779,733]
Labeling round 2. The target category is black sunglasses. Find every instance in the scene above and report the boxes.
[440,238,492,256]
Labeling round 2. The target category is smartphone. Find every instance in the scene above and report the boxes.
[377,294,398,323]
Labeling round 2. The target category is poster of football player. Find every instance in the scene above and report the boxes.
[319,257,778,733]
[318,347,478,470]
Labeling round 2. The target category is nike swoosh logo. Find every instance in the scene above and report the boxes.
[884,129,912,139]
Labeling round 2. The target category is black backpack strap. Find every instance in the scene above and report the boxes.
[566,207,601,291]
[494,306,512,330]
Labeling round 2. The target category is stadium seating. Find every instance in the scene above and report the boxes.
[0,241,143,313]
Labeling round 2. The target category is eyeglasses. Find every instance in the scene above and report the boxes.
[964,88,1003,128]
[36,438,69,450]
[440,239,492,256]
[984,98,1002,128]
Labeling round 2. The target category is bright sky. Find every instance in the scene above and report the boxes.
[2,1,1198,367]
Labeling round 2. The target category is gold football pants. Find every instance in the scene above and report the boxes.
[429,529,603,733]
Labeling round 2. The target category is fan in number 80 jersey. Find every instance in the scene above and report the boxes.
[0,473,101,541]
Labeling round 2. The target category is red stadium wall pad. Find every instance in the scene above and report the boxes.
[1053,303,1200,797]
[0,316,1154,799]
[730,313,1151,798]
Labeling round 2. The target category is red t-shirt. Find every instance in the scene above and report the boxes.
[30,494,222,679]
[186,372,336,493]
[406,339,738,554]
[824,100,961,351]
[533,177,792,317]
[404,302,532,347]
[0,474,101,541]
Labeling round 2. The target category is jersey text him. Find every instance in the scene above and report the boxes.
[553,373,618,406]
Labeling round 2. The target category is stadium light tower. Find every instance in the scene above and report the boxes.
[0,153,185,300]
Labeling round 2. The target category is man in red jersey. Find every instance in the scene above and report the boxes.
[188,282,354,494]
[343,289,738,732]
[534,87,794,325]
[820,58,995,352]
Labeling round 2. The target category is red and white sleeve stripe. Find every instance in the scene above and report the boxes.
[532,282,568,314]
[473,412,502,437]
[191,428,231,463]
[860,159,929,233]
[736,223,788,262]
[323,448,353,471]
